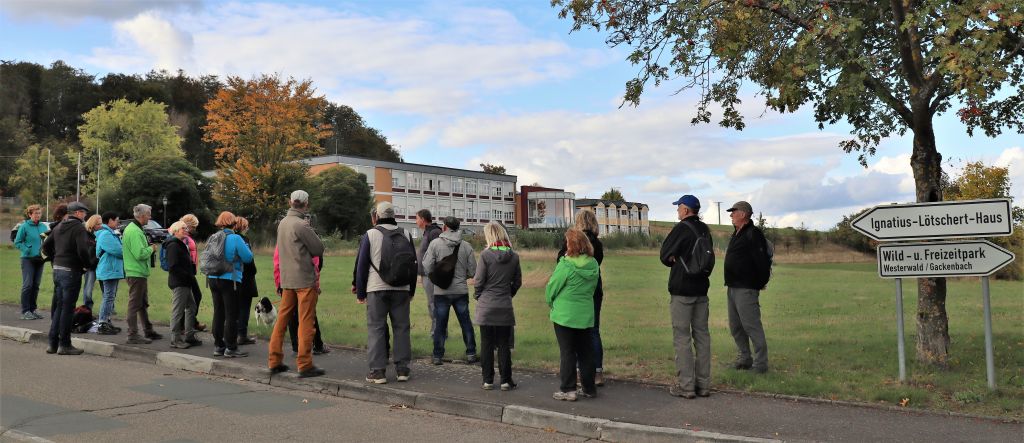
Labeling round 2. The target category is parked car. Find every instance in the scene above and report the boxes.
[10,221,57,243]
[117,219,170,244]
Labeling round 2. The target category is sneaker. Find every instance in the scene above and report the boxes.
[752,366,768,374]
[31,311,45,319]
[696,388,711,397]
[46,345,57,354]
[223,349,248,358]
[21,312,36,320]
[396,368,410,382]
[595,372,605,387]
[269,364,289,374]
[669,385,696,399]
[576,389,596,399]
[465,354,479,364]
[500,382,517,391]
[144,331,163,340]
[431,357,443,366]
[213,347,225,357]
[57,346,84,355]
[185,337,203,346]
[313,347,331,355]
[126,335,152,345]
[366,370,387,384]
[298,366,326,378]
[169,340,191,349]
[482,382,495,390]
[552,391,577,401]
[96,322,119,335]
[731,361,753,370]
[237,336,256,345]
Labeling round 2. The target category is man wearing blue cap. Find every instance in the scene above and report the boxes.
[659,195,714,399]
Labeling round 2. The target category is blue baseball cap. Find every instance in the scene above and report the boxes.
[672,195,700,211]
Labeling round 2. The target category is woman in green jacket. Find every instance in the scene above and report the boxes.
[545,228,600,402]
[15,204,49,320]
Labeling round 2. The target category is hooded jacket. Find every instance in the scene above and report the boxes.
[557,229,603,301]
[417,222,442,276]
[95,224,124,281]
[14,219,48,258]
[472,246,522,326]
[208,228,254,283]
[659,215,712,297]
[48,216,94,271]
[422,229,477,297]
[355,219,417,300]
[165,236,197,290]
[545,255,600,329]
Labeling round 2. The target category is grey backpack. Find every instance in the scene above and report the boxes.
[200,230,235,276]
[680,221,715,276]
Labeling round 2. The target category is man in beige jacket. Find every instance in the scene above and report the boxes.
[268,190,326,378]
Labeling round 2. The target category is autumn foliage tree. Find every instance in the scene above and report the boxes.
[945,161,1023,280]
[203,75,331,229]
[554,0,1024,366]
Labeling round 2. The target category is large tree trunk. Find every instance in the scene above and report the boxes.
[909,105,950,366]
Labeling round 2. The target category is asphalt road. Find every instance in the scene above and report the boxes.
[0,341,587,443]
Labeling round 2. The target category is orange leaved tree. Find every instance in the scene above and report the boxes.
[203,75,331,230]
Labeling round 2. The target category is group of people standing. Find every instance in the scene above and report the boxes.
[15,190,772,401]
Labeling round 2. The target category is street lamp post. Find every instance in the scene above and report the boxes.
[162,196,168,227]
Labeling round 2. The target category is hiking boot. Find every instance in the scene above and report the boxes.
[500,382,517,391]
[31,311,45,319]
[223,348,248,358]
[595,372,605,387]
[313,346,331,355]
[669,385,696,399]
[366,370,387,384]
[213,347,225,357]
[21,312,36,320]
[237,336,256,345]
[169,340,191,349]
[46,345,57,354]
[731,361,752,370]
[298,366,326,378]
[185,337,203,346]
[752,366,768,374]
[144,331,163,340]
[396,368,410,382]
[126,335,152,345]
[431,357,443,365]
[576,389,597,399]
[465,354,479,364]
[57,346,84,355]
[552,391,577,401]
[696,388,712,397]
[482,382,495,390]
[269,364,289,374]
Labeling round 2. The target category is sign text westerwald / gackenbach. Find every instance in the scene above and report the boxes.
[877,240,1015,279]
[852,198,1012,241]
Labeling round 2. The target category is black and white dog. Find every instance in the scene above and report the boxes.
[254,296,278,326]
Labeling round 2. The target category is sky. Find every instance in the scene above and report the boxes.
[1,0,1021,228]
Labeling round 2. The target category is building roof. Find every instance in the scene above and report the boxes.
[306,154,517,182]
[576,198,648,209]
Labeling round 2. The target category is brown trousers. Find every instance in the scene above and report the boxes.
[268,287,319,372]
[126,277,153,337]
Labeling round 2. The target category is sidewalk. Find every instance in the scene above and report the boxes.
[1,303,1019,442]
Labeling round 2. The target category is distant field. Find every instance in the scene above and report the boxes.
[1,246,1020,417]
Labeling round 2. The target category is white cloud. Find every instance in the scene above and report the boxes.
[0,0,201,23]
[108,12,193,72]
[727,158,787,180]
[994,146,1024,199]
[643,176,691,193]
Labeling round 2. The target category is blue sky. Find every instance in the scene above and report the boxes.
[2,0,1021,228]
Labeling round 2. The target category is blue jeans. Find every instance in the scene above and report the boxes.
[82,270,97,309]
[20,258,44,314]
[98,279,119,322]
[432,294,476,358]
[49,269,81,348]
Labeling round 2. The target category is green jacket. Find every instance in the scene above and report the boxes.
[545,255,599,329]
[122,221,153,278]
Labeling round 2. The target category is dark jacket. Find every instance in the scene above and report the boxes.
[46,216,94,271]
[724,223,771,290]
[239,234,258,298]
[165,236,197,289]
[557,229,604,301]
[417,223,442,276]
[659,216,712,297]
[473,247,522,326]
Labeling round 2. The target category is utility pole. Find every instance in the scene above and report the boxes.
[716,201,722,225]
[76,151,81,201]
[46,149,51,219]
[97,146,101,212]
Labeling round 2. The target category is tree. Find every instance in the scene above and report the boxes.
[310,165,373,238]
[601,187,625,201]
[8,142,72,205]
[320,103,402,162]
[78,98,184,199]
[101,153,215,236]
[796,223,811,252]
[480,163,507,175]
[0,118,34,196]
[945,161,1023,280]
[204,75,331,230]
[554,0,1024,366]
[829,208,876,254]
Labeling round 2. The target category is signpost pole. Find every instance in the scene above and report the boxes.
[981,276,996,390]
[895,278,906,383]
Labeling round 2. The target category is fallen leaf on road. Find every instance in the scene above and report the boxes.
[390,404,409,410]
[543,427,557,433]
[899,398,910,407]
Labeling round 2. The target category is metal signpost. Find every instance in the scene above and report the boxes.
[853,199,1014,389]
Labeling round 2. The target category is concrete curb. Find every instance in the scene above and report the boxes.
[0,325,772,442]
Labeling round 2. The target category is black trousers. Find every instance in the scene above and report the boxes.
[554,323,595,395]
[480,325,513,384]
[191,279,203,325]
[237,295,253,338]
[289,314,324,352]
[209,279,239,350]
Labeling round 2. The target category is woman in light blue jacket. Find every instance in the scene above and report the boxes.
[14,204,49,320]
[95,212,124,329]
[207,212,254,359]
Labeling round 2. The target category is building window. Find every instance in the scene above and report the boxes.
[407,172,418,190]
[493,183,501,197]
[454,178,463,193]
[439,177,449,192]
[392,177,399,188]
[466,180,476,194]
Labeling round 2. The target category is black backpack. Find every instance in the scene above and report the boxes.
[680,221,715,276]
[428,240,461,289]
[371,226,417,287]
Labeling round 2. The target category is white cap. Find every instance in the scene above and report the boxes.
[290,190,309,203]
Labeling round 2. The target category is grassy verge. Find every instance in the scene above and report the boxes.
[1,246,1020,417]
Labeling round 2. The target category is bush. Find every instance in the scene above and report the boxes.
[601,232,663,250]
[828,208,876,255]
[513,229,565,249]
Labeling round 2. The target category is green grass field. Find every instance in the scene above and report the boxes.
[1,246,1021,417]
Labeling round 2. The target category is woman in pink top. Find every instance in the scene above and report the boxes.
[180,214,206,332]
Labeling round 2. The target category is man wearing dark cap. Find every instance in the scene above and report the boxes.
[42,201,94,355]
[724,201,771,373]
[660,195,713,398]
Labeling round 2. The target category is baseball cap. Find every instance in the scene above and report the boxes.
[726,201,753,213]
[68,201,90,213]
[671,195,700,211]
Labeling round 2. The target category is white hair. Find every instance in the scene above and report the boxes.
[133,204,152,217]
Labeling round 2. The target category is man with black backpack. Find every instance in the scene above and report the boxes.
[725,201,772,374]
[355,202,417,384]
[422,216,478,366]
[659,195,713,399]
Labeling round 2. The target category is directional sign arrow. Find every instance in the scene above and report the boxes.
[877,240,1016,278]
[852,199,1013,241]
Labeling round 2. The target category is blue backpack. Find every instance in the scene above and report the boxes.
[159,238,174,271]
